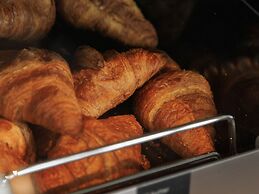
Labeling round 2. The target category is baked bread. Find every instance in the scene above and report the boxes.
[0,0,55,41]
[134,70,216,158]
[31,125,60,160]
[73,47,179,117]
[57,0,158,48]
[0,48,82,135]
[34,115,149,194]
[0,119,35,173]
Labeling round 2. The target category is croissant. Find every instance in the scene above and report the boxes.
[0,0,55,42]
[0,48,82,135]
[0,119,35,173]
[73,47,180,117]
[57,0,158,48]
[34,115,149,194]
[134,70,217,158]
[31,125,60,159]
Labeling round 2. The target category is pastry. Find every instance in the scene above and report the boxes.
[34,115,149,194]
[0,119,35,173]
[73,47,179,117]
[0,48,82,135]
[57,0,157,48]
[0,0,55,41]
[134,70,216,158]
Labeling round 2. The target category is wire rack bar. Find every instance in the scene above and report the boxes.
[3,115,236,182]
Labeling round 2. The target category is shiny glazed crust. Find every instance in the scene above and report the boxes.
[134,71,216,158]
[0,119,35,173]
[0,48,82,135]
[0,0,56,41]
[73,48,180,117]
[34,115,149,194]
[57,0,158,48]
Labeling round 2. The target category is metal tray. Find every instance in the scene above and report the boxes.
[0,115,237,194]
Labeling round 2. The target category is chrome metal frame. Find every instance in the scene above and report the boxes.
[1,115,236,189]
[72,152,220,194]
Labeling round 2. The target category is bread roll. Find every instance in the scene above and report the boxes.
[0,0,55,41]
[57,0,157,48]
[0,48,82,135]
[73,47,179,117]
[34,115,149,194]
[134,70,216,158]
[0,119,35,173]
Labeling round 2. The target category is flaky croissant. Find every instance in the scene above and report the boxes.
[0,0,55,41]
[134,71,216,158]
[73,47,179,117]
[31,125,60,160]
[0,48,82,135]
[34,115,149,194]
[57,0,158,48]
[0,119,35,173]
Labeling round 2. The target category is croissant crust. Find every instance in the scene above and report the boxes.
[0,119,35,173]
[0,48,82,135]
[57,0,158,48]
[0,0,56,41]
[73,48,180,117]
[134,71,216,158]
[34,115,148,194]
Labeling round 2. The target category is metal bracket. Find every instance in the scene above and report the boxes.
[1,115,236,187]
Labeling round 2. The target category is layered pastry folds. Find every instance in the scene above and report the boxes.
[134,70,217,158]
[0,0,55,41]
[0,118,35,173]
[34,115,149,194]
[57,0,158,47]
[0,48,82,135]
[73,47,180,117]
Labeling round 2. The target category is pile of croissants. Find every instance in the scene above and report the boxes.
[0,0,217,194]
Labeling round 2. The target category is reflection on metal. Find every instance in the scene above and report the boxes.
[2,115,236,184]
[240,0,259,17]
[0,176,12,194]
[255,136,259,148]
[72,152,220,194]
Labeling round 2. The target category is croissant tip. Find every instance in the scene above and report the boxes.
[64,118,84,137]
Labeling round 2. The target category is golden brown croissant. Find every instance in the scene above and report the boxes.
[73,47,180,117]
[74,46,105,69]
[31,125,60,159]
[34,115,149,194]
[0,0,56,41]
[0,48,82,135]
[0,119,35,173]
[134,71,217,158]
[57,0,158,48]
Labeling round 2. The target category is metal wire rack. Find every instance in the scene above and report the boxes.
[0,115,237,194]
